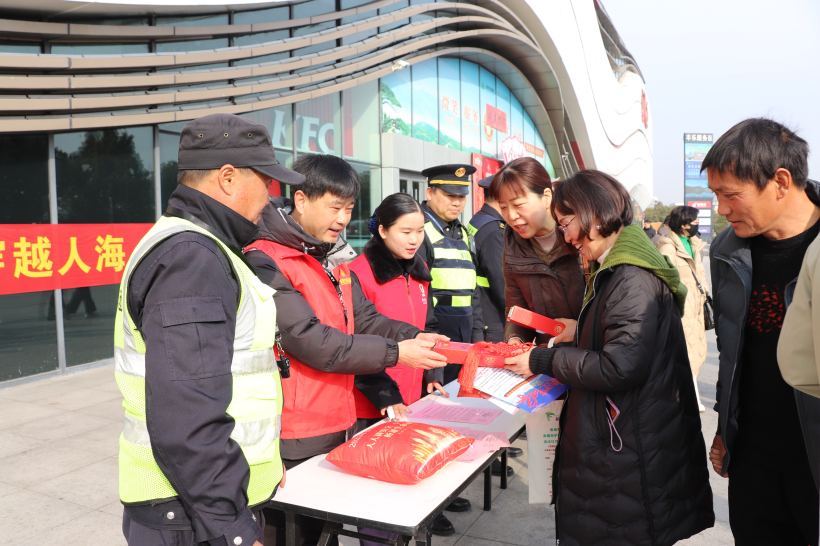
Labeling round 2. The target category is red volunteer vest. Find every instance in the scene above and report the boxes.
[349,254,429,419]
[246,239,356,439]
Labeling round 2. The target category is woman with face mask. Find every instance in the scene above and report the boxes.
[490,157,586,345]
[657,205,711,411]
[504,171,715,545]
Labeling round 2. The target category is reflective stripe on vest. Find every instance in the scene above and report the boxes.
[477,276,490,287]
[115,216,283,507]
[424,222,476,306]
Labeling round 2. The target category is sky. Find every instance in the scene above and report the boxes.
[603,0,820,206]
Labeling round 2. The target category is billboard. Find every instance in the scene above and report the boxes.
[683,133,714,243]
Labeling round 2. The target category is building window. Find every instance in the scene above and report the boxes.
[295,93,340,156]
[438,57,461,149]
[156,38,229,53]
[381,68,412,137]
[62,284,119,366]
[234,6,289,25]
[460,60,480,154]
[242,105,293,151]
[0,134,50,224]
[50,43,149,55]
[0,292,60,381]
[411,58,438,143]
[479,66,496,159]
[156,14,229,26]
[234,30,289,48]
[158,121,187,212]
[0,40,40,54]
[346,162,381,254]
[342,79,380,165]
[55,128,155,224]
[293,0,335,19]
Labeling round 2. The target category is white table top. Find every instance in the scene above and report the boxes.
[269,381,528,532]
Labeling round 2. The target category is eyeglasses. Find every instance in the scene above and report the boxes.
[558,216,576,234]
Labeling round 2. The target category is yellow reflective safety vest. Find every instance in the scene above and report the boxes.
[424,219,477,315]
[114,215,283,507]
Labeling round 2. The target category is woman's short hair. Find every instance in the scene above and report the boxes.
[668,206,700,235]
[488,157,552,201]
[551,169,633,239]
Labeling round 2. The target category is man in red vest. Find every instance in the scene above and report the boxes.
[245,154,447,546]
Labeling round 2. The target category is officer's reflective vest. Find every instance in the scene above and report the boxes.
[114,215,283,507]
[424,219,476,314]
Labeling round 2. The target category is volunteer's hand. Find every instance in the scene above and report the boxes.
[426,381,450,398]
[398,339,447,370]
[280,464,286,489]
[254,542,263,546]
[553,319,577,344]
[710,434,728,477]
[381,403,412,418]
[416,332,450,343]
[504,348,534,378]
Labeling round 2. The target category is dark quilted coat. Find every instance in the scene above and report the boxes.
[550,263,714,545]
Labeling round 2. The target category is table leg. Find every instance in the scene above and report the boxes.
[483,464,492,511]
[285,512,300,546]
[501,447,509,489]
[316,520,341,546]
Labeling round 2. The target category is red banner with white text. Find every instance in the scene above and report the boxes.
[0,224,153,296]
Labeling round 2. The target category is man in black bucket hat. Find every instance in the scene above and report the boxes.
[117,113,304,546]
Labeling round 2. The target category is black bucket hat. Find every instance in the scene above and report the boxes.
[178,113,305,185]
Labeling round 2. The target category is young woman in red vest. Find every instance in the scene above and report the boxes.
[350,192,470,540]
[350,192,450,425]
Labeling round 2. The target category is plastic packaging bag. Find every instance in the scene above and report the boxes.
[326,421,474,484]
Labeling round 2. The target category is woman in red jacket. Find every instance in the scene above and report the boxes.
[350,192,449,425]
[349,192,466,541]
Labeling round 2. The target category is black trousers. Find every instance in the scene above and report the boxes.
[435,313,472,384]
[262,457,339,546]
[728,456,819,546]
[123,507,265,545]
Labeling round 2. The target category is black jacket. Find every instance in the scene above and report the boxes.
[417,202,485,342]
[246,198,422,458]
[352,236,442,410]
[710,179,820,488]
[469,204,507,341]
[125,184,266,545]
[532,264,714,545]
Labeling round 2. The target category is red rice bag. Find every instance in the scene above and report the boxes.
[326,422,474,484]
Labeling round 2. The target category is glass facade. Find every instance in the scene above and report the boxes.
[380,58,555,175]
[0,7,563,385]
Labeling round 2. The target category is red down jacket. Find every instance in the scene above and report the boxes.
[350,237,433,418]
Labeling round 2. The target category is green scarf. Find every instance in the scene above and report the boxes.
[585,224,688,316]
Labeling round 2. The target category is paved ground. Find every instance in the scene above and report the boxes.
[0,336,732,546]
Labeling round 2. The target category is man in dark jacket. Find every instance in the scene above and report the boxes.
[706,118,820,545]
[467,175,507,343]
[245,154,447,546]
[118,114,306,546]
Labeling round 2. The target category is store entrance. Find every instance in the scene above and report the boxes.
[399,172,426,203]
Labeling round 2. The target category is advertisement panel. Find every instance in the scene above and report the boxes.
[683,133,714,242]
[411,59,438,143]
[380,69,412,137]
[0,223,152,296]
[438,57,461,149]
[471,153,503,213]
[460,60,481,154]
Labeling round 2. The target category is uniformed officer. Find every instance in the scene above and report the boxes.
[466,175,507,343]
[418,164,485,386]
[116,114,305,546]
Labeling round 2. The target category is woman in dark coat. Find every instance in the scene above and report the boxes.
[505,170,714,545]
[488,157,586,345]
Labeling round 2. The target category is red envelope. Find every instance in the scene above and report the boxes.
[506,306,566,337]
[433,341,507,368]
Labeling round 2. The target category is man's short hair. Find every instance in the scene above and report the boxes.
[701,118,809,191]
[177,167,256,187]
[291,154,360,201]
